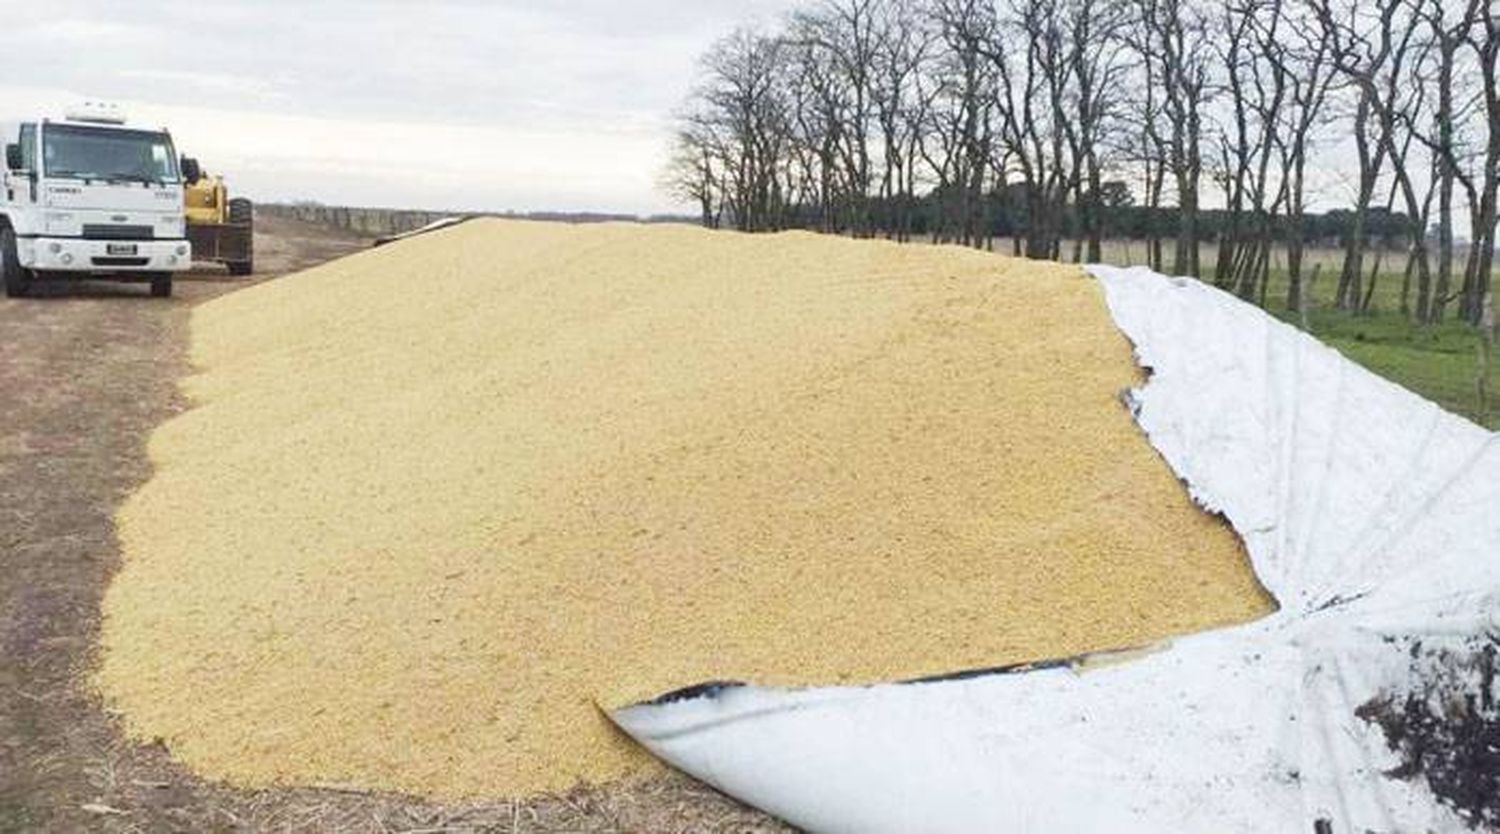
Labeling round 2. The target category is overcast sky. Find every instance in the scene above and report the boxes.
[0,1,1431,226]
[0,1,799,215]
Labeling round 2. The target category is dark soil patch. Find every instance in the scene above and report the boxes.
[1356,634,1500,831]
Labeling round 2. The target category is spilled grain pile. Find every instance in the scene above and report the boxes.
[97,219,1271,799]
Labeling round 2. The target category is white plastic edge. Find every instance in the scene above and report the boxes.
[610,265,1500,833]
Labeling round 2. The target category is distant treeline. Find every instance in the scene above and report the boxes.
[792,182,1426,251]
[665,0,1500,325]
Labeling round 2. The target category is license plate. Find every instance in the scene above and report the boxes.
[106,243,138,256]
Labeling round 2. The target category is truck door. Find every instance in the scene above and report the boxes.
[5,124,37,204]
[17,124,36,203]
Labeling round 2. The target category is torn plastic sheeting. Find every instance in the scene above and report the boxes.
[371,215,473,247]
[609,265,1500,833]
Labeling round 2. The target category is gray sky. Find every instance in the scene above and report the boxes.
[0,1,1455,230]
[0,1,799,215]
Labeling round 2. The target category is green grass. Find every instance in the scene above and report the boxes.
[1293,308,1493,428]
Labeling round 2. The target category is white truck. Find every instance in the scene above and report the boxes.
[0,103,192,298]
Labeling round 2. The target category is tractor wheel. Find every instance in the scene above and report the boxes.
[149,273,173,298]
[228,197,253,224]
[228,198,254,275]
[1,226,31,298]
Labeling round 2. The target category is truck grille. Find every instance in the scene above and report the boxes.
[83,224,154,240]
[91,257,150,267]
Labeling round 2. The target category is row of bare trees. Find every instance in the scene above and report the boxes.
[665,0,1500,324]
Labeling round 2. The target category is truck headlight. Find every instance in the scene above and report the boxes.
[176,244,189,256]
[48,242,62,254]
[60,254,74,265]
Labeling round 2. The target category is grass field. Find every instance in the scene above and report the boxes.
[1295,307,1493,429]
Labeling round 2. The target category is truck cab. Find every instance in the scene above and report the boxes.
[0,103,192,298]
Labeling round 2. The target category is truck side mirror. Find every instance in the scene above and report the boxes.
[180,156,201,185]
[4,144,21,172]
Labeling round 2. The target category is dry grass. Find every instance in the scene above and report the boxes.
[78,744,789,834]
[95,219,1270,802]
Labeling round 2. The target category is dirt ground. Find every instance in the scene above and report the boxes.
[0,213,785,833]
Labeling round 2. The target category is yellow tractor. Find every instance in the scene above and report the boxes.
[181,157,253,275]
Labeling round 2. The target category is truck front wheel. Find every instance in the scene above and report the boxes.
[1,227,32,298]
[149,273,173,298]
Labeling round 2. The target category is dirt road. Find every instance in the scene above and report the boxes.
[0,214,778,832]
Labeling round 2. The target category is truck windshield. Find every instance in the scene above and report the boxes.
[42,125,179,184]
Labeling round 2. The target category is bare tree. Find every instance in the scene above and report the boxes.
[1336,0,1436,317]
[689,28,798,232]
[871,0,935,241]
[922,0,997,247]
[1310,0,1420,312]
[1212,0,1290,302]
[1262,1,1338,312]
[1116,11,1171,272]
[669,0,1492,335]
[1131,0,1212,276]
[1402,0,1481,321]
[1460,0,1499,325]
[986,0,1076,259]
[662,112,728,228]
[1065,0,1131,263]
[789,1,886,235]
[785,28,849,231]
[1379,28,1438,319]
